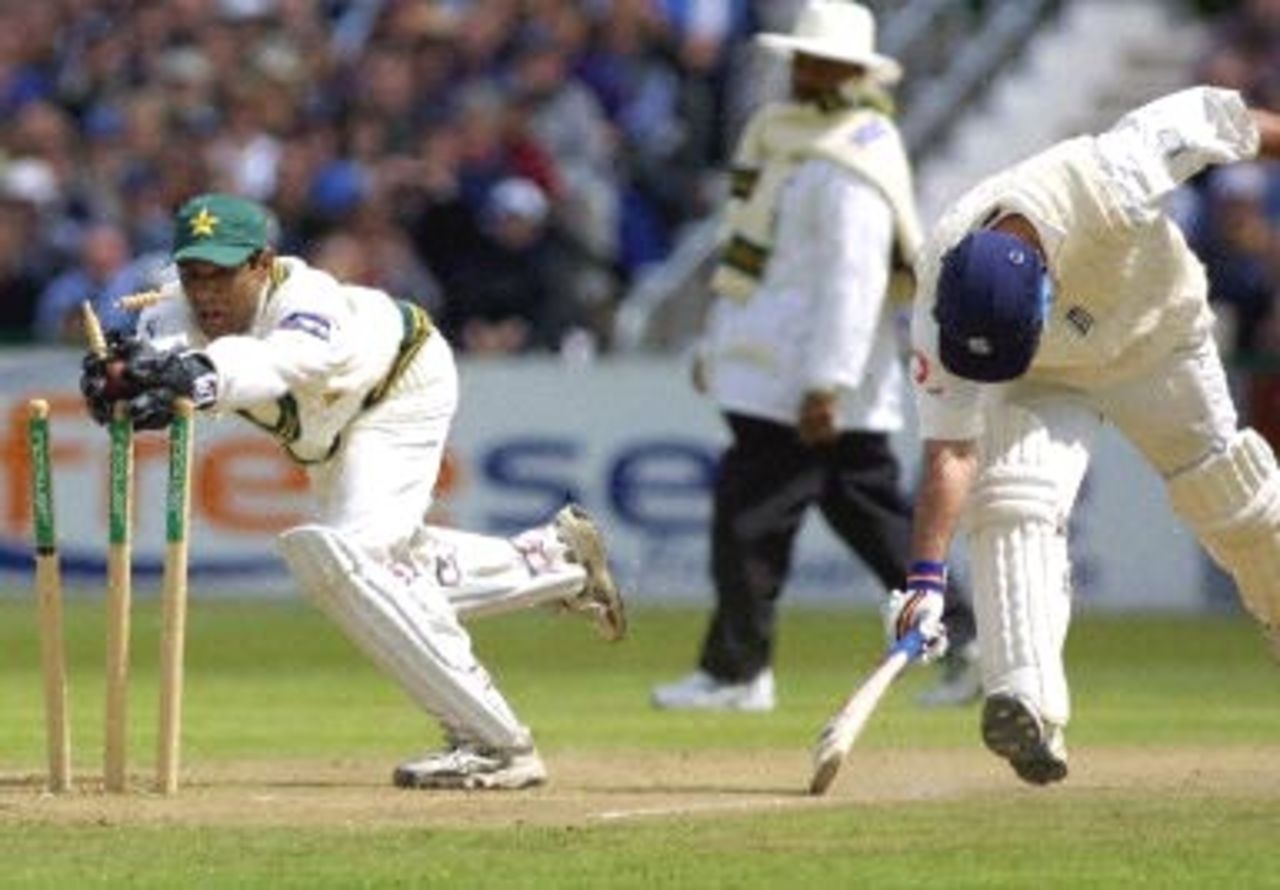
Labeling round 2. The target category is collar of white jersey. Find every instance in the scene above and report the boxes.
[251,257,295,329]
[984,199,1066,264]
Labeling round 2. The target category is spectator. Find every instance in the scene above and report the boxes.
[391,122,487,300]
[444,176,572,354]
[506,26,621,261]
[34,222,132,343]
[0,201,43,342]
[1196,0,1280,108]
[577,0,693,273]
[658,0,755,168]
[1191,163,1280,358]
[453,81,560,216]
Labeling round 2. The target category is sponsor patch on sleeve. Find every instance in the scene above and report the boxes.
[849,119,888,146]
[279,311,334,341]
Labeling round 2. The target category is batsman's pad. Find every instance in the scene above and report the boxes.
[278,524,532,750]
[401,524,585,620]
[1168,429,1280,629]
[966,402,1094,727]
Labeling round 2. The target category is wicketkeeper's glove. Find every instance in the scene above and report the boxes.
[79,331,146,426]
[122,343,218,430]
[882,560,950,663]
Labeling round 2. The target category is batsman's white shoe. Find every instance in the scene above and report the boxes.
[981,693,1068,786]
[917,641,982,708]
[651,669,776,712]
[393,744,547,791]
[554,505,627,642]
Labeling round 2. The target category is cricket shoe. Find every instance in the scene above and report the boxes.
[554,505,627,642]
[393,744,547,791]
[917,640,982,708]
[651,669,776,712]
[981,692,1068,785]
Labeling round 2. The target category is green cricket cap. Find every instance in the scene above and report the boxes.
[172,193,270,267]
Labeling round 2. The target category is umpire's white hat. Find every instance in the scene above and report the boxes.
[757,1,901,85]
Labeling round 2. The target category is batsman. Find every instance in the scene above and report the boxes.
[906,87,1280,785]
[77,193,627,790]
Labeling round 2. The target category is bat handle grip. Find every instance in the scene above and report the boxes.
[891,628,928,662]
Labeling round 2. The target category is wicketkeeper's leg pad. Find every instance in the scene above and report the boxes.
[965,402,1094,728]
[1168,428,1280,630]
[278,524,533,750]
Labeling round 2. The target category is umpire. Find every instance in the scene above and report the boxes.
[652,1,978,712]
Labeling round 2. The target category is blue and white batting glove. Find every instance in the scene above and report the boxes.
[882,560,950,663]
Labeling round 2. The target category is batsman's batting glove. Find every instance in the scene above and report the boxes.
[883,560,950,663]
[123,343,218,429]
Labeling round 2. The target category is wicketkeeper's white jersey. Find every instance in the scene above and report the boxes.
[137,256,412,463]
[911,87,1259,440]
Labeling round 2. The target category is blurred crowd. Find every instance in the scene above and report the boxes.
[1191,0,1280,363]
[17,0,1280,367]
[1190,0,1280,446]
[0,0,808,354]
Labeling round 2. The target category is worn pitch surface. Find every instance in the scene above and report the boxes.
[1,746,1277,828]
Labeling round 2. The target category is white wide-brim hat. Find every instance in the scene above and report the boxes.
[757,1,902,85]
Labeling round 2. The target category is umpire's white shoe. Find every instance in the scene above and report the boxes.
[981,693,1068,786]
[917,641,982,708]
[554,505,627,642]
[651,669,776,712]
[393,744,547,791]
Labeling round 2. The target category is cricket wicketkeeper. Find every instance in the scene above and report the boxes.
[78,193,627,790]
[907,87,1280,785]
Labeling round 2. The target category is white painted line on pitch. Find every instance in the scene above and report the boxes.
[594,796,814,822]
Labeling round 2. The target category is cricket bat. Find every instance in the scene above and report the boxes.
[808,629,926,795]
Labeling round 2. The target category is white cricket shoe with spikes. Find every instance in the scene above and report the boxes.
[651,669,776,712]
[393,744,547,791]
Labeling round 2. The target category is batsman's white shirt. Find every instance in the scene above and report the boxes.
[705,157,907,431]
[911,87,1259,440]
[138,256,454,551]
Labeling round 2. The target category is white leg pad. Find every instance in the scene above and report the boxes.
[970,523,1072,726]
[401,525,586,620]
[278,524,532,750]
[966,403,1093,728]
[1168,429,1280,629]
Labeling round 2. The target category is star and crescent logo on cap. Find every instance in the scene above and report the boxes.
[189,206,218,238]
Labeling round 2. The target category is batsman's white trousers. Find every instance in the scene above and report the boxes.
[968,332,1278,728]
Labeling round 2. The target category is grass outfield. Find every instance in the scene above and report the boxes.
[0,597,1277,889]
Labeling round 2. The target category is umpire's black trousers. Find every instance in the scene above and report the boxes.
[698,412,976,682]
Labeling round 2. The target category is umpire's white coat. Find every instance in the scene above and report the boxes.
[705,157,908,431]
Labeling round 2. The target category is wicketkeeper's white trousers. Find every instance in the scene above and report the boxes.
[283,333,586,747]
